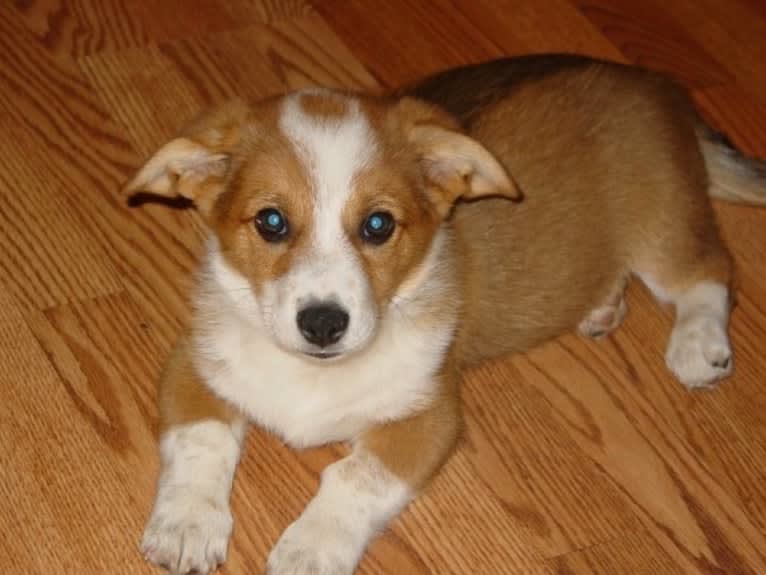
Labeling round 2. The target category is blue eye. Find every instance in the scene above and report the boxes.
[361,211,395,245]
[368,215,385,230]
[255,208,288,242]
[267,212,282,228]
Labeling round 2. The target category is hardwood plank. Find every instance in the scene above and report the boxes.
[0,162,125,310]
[382,450,555,575]
[257,11,379,92]
[646,0,766,100]
[510,328,766,573]
[80,11,377,156]
[0,7,127,309]
[227,438,343,573]
[13,0,313,58]
[548,529,681,574]
[13,0,150,58]
[440,0,625,60]
[81,42,240,156]
[693,86,766,156]
[0,293,159,573]
[572,0,733,88]
[461,361,644,558]
[313,0,507,87]
[0,289,86,573]
[0,4,204,348]
[633,197,766,535]
[221,0,313,23]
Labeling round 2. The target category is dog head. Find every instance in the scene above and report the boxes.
[125,90,520,361]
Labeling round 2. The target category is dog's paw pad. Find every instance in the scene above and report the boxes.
[712,356,731,370]
[141,500,232,575]
[579,298,627,339]
[665,315,732,389]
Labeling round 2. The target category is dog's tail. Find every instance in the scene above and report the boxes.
[697,124,766,205]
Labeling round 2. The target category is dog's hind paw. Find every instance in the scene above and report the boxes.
[578,298,627,339]
[665,315,732,388]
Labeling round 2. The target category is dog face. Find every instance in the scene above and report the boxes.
[125,90,519,361]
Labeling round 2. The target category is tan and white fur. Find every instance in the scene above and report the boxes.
[125,55,766,574]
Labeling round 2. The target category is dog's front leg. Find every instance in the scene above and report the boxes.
[267,366,460,575]
[141,338,246,575]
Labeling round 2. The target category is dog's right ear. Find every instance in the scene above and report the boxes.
[123,100,250,217]
[394,98,522,218]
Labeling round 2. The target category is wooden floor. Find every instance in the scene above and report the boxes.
[1,1,765,573]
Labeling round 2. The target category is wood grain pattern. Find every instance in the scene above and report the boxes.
[1,1,765,573]
[14,0,313,57]
[572,0,734,88]
[547,529,680,574]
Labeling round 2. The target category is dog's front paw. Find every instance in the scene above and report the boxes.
[267,518,357,575]
[141,495,232,575]
[666,315,732,388]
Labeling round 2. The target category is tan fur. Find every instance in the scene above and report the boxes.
[435,63,733,364]
[299,91,350,119]
[158,337,240,433]
[361,350,461,489]
[344,169,442,307]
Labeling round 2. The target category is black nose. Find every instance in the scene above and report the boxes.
[297,303,350,347]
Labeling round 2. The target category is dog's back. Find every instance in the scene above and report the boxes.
[408,56,765,366]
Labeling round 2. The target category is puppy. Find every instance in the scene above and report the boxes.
[126,55,766,574]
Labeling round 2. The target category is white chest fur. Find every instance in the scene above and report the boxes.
[192,241,456,448]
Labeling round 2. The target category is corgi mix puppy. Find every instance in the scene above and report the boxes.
[126,55,766,575]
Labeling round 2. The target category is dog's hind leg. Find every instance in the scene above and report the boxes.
[578,277,629,339]
[633,215,734,389]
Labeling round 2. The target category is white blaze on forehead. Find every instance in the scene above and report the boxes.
[272,90,380,352]
[279,90,378,250]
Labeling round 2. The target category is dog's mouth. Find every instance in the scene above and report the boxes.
[303,350,343,361]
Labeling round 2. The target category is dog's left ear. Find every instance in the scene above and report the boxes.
[397,98,521,216]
